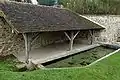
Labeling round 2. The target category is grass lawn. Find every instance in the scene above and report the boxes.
[0,52,120,80]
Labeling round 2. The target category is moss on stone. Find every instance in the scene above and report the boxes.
[0,10,6,18]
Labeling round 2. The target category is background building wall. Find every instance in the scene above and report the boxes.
[85,15,120,44]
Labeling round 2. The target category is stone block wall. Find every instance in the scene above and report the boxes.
[117,29,120,42]
[85,15,120,44]
[0,18,24,56]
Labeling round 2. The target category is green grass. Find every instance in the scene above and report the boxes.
[0,52,120,80]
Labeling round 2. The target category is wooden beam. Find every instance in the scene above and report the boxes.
[64,32,71,40]
[73,31,80,40]
[31,33,40,45]
[64,31,80,51]
[23,33,31,64]
[70,31,74,50]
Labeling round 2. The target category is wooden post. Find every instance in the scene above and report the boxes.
[89,30,93,44]
[64,31,80,51]
[70,31,74,50]
[23,33,31,64]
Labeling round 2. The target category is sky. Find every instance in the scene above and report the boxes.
[31,0,38,4]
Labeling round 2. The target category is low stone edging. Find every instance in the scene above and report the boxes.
[41,43,120,70]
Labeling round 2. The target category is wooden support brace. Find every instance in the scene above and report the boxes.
[23,33,31,64]
[64,32,71,40]
[64,31,80,51]
[70,31,74,50]
[31,33,40,45]
[73,31,80,40]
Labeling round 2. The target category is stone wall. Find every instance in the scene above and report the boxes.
[85,15,120,44]
[117,29,120,42]
[0,18,24,56]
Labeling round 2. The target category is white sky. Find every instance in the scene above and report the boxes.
[31,0,38,5]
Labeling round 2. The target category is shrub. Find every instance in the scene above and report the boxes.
[60,0,120,14]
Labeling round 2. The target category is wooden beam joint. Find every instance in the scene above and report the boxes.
[64,31,80,51]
